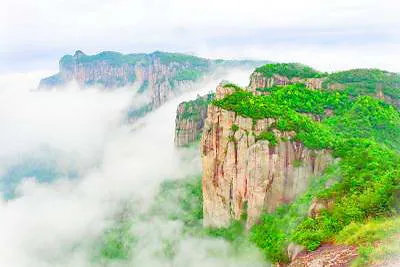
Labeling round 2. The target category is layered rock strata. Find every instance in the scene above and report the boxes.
[201,86,332,228]
[249,71,324,93]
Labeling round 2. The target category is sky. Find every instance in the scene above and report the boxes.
[1,0,400,73]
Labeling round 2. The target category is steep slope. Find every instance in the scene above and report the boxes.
[39,50,266,111]
[201,83,332,228]
[197,64,400,265]
[250,63,400,108]
[175,63,400,150]
[249,63,325,92]
[174,93,214,146]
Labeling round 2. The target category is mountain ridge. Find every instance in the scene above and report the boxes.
[39,50,267,119]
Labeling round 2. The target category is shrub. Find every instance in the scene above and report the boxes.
[231,124,239,132]
[256,131,278,145]
[293,159,303,167]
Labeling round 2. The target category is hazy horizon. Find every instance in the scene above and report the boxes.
[2,0,400,73]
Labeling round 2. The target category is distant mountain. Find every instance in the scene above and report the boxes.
[39,50,267,115]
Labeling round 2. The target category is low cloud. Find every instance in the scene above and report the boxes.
[0,68,265,267]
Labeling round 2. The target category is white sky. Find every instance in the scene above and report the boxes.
[1,0,400,72]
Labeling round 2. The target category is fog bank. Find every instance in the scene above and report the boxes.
[0,69,266,266]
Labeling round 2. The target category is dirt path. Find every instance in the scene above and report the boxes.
[288,244,358,267]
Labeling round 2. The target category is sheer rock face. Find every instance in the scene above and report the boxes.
[201,86,332,228]
[174,100,208,147]
[249,72,324,93]
[39,52,196,108]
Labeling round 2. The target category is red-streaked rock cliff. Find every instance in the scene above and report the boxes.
[201,84,332,228]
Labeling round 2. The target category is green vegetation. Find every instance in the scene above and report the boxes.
[205,221,245,243]
[137,80,149,93]
[96,219,136,260]
[250,166,340,262]
[93,175,203,263]
[256,131,278,145]
[324,96,400,150]
[53,51,267,91]
[60,51,147,67]
[255,63,323,79]
[253,64,399,107]
[180,93,215,121]
[223,82,242,91]
[152,51,210,68]
[335,217,400,246]
[293,159,303,167]
[61,50,210,70]
[212,79,400,263]
[173,69,203,81]
[98,64,400,265]
[291,140,399,249]
[323,69,400,100]
[213,84,400,149]
[153,175,203,229]
[351,236,400,266]
[335,216,400,266]
[127,103,153,119]
[231,124,239,132]
[213,85,347,149]
[59,51,210,79]
[214,84,351,117]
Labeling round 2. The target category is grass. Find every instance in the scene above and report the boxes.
[335,217,400,246]
[351,237,400,266]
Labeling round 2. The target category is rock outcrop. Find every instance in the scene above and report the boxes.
[249,66,400,109]
[174,94,214,147]
[39,51,206,108]
[249,71,324,93]
[201,85,332,228]
[39,51,267,111]
[308,198,334,218]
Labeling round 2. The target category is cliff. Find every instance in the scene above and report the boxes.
[175,64,399,150]
[249,64,400,108]
[249,71,324,92]
[249,63,325,93]
[201,84,332,228]
[174,93,214,147]
[197,64,400,266]
[39,50,267,111]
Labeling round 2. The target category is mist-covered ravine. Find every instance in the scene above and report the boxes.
[0,69,268,267]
